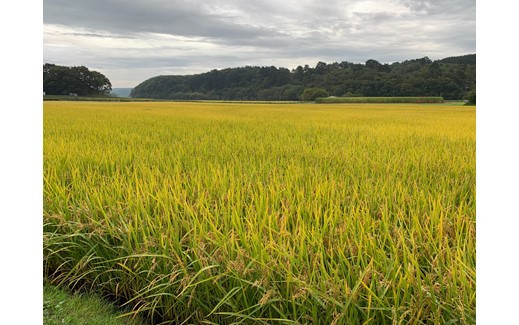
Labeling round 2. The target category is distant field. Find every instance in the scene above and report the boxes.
[43,95,303,104]
[315,96,444,103]
[44,102,475,324]
[43,95,153,102]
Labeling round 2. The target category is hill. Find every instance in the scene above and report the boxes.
[110,88,133,98]
[130,54,475,100]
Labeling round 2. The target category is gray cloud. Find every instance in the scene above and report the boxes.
[43,0,475,87]
[397,0,474,15]
[44,0,276,40]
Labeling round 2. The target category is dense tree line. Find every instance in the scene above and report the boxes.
[43,64,112,96]
[301,88,329,101]
[130,54,475,100]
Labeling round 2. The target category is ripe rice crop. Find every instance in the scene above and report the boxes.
[315,96,444,103]
[44,101,475,324]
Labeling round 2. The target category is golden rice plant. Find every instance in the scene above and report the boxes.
[44,101,475,324]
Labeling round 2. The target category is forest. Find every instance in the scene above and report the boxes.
[130,54,476,100]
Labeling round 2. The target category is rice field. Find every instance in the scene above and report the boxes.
[43,101,475,324]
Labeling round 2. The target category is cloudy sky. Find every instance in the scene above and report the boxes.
[43,0,475,87]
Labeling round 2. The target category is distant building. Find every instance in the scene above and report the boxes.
[69,93,78,97]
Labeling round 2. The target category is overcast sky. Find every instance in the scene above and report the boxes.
[43,0,475,88]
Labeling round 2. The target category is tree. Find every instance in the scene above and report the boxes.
[301,88,329,101]
[293,66,304,84]
[43,63,112,96]
[465,90,476,105]
[315,61,328,74]
[365,59,382,70]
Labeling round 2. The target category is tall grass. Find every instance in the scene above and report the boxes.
[315,97,444,103]
[44,102,475,324]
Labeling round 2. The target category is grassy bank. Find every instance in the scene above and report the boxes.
[44,101,475,324]
[44,282,143,324]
